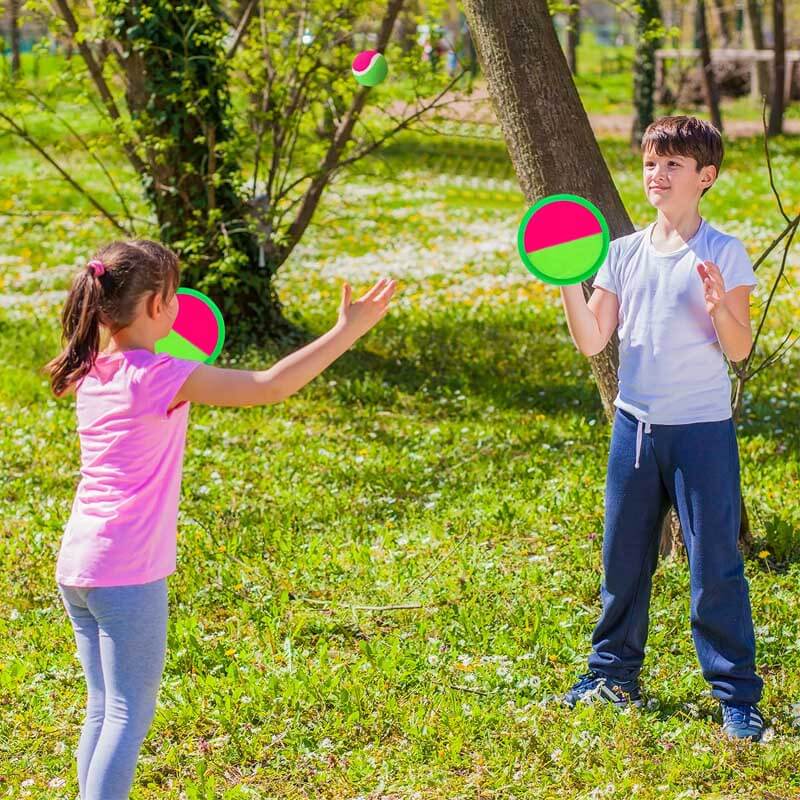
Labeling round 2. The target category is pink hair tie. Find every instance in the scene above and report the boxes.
[88,260,106,277]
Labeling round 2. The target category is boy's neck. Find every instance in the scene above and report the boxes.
[651,208,703,252]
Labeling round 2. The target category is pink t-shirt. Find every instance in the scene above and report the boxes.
[56,349,200,587]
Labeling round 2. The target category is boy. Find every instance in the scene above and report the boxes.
[559,116,764,741]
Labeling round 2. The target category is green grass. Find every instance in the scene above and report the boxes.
[2,43,800,800]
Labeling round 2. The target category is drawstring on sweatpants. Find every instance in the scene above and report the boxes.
[634,419,652,469]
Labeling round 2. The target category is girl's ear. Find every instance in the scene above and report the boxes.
[145,291,162,320]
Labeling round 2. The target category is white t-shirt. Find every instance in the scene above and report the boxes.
[592,219,757,425]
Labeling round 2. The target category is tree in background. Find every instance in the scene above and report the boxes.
[745,0,769,100]
[631,0,664,148]
[695,0,723,131]
[1,0,462,343]
[8,0,22,78]
[566,0,580,76]
[462,0,631,429]
[767,0,785,135]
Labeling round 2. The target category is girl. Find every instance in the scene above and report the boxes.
[45,239,396,799]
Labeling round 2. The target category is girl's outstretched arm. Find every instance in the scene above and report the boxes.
[170,278,397,409]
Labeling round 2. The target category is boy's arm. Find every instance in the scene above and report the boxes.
[710,285,753,362]
[698,262,753,362]
[559,284,619,357]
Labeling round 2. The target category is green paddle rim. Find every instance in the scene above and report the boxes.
[175,287,226,365]
[516,193,611,286]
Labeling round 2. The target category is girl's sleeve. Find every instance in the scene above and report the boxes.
[719,237,757,291]
[139,354,202,419]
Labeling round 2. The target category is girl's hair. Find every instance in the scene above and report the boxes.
[45,240,180,397]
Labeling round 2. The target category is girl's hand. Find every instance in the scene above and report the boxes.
[337,277,397,339]
[697,261,727,318]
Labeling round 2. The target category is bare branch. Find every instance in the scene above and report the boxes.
[296,598,428,612]
[271,68,466,215]
[751,213,800,273]
[761,97,790,224]
[745,216,798,375]
[281,0,406,262]
[746,329,799,381]
[0,111,129,233]
[22,88,137,231]
[327,70,468,177]
[50,0,147,177]
[226,0,259,61]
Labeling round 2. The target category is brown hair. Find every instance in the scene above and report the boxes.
[44,240,180,397]
[641,115,723,196]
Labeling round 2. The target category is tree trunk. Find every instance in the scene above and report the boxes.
[745,0,769,99]
[9,0,21,79]
[696,0,723,132]
[566,1,580,76]
[461,0,632,430]
[767,0,784,136]
[711,0,733,46]
[631,0,662,149]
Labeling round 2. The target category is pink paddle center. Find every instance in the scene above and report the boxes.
[523,200,603,253]
[172,292,218,355]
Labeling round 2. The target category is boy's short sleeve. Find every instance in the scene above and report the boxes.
[591,239,618,295]
[138,354,201,419]
[718,237,757,292]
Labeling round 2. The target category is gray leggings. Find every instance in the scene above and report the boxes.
[59,579,168,800]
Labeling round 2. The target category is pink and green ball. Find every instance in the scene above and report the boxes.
[352,51,388,87]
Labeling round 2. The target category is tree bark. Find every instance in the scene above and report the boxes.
[767,0,785,136]
[461,0,629,422]
[696,0,723,131]
[9,0,21,78]
[745,0,769,99]
[631,0,662,149]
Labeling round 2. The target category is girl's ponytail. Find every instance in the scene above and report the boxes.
[46,262,107,397]
[43,242,181,398]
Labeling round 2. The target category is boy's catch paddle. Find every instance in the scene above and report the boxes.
[517,194,610,286]
[155,288,225,364]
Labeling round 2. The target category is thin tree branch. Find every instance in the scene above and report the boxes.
[745,216,798,374]
[0,111,129,233]
[281,0,406,262]
[22,88,137,230]
[761,97,790,224]
[296,598,428,612]
[226,0,259,61]
[271,69,465,212]
[50,0,147,178]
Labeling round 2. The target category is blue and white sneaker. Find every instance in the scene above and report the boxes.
[720,701,764,742]
[564,670,644,709]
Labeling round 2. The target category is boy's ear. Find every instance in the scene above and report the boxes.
[700,164,717,188]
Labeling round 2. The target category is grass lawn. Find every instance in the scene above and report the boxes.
[1,46,800,800]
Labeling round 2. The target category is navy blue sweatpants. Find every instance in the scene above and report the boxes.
[587,408,763,704]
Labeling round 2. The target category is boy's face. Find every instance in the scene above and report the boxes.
[642,147,717,211]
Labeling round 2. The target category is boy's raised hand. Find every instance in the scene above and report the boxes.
[697,261,727,318]
[337,277,397,339]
